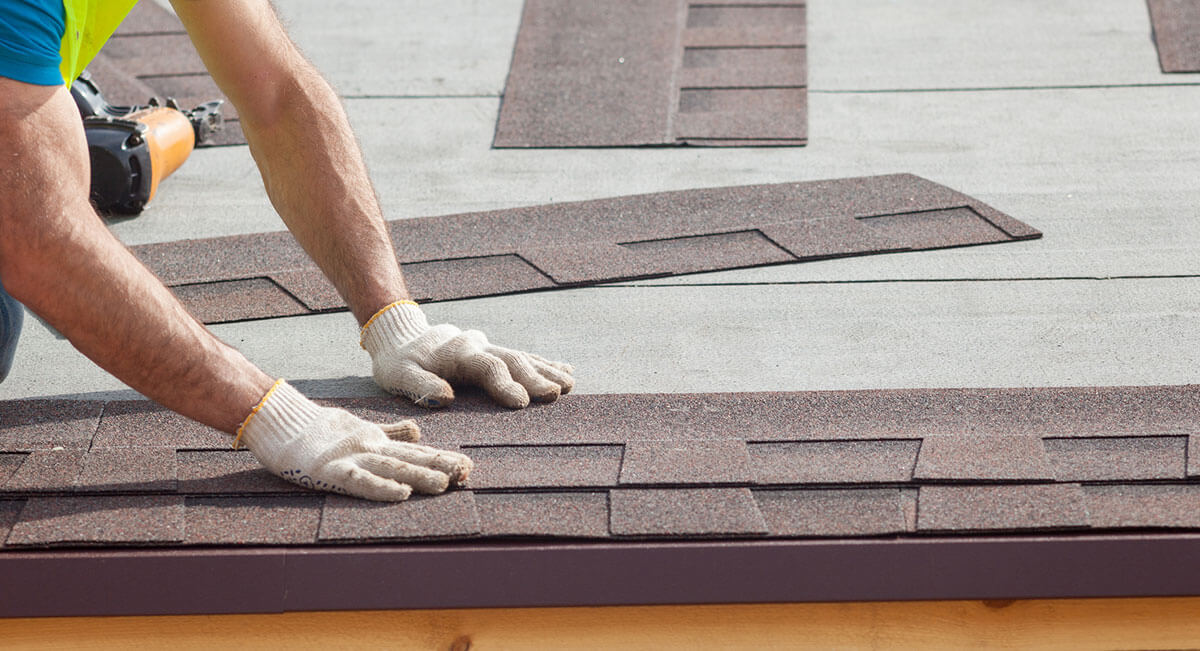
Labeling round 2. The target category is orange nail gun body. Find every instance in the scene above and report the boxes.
[71,71,224,214]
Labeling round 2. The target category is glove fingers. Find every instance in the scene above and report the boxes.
[490,347,562,403]
[380,361,455,409]
[529,357,575,396]
[354,453,450,495]
[380,420,421,442]
[526,352,575,375]
[328,460,414,502]
[460,351,530,409]
[382,441,474,485]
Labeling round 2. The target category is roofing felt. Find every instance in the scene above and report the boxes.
[129,174,1041,324]
[3,384,1200,554]
[85,1,246,146]
[494,0,807,147]
[1147,0,1200,73]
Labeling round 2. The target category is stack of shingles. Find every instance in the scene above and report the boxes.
[83,1,245,146]
[4,385,1200,549]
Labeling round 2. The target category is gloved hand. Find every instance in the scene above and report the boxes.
[236,379,473,501]
[361,300,574,409]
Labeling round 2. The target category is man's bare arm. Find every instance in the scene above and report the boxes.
[170,0,408,325]
[0,77,274,433]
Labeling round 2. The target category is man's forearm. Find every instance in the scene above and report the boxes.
[0,79,274,434]
[240,60,409,325]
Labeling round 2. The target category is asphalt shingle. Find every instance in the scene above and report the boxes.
[475,491,610,538]
[184,496,323,545]
[913,434,1055,481]
[317,492,481,542]
[1044,436,1187,481]
[916,484,1089,533]
[610,488,768,537]
[6,495,184,547]
[749,439,919,484]
[755,488,907,537]
[618,440,754,486]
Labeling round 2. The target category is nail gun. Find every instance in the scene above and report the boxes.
[70,70,224,215]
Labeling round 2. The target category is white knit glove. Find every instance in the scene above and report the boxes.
[236,380,473,501]
[361,301,574,409]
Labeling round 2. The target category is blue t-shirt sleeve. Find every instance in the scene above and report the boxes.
[0,0,67,86]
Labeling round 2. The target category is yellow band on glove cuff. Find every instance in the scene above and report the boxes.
[360,300,419,348]
[233,378,287,450]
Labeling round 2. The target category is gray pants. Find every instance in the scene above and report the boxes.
[0,283,22,383]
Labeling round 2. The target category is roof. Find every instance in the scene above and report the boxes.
[6,384,1200,615]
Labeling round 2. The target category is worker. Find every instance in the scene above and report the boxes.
[0,0,575,500]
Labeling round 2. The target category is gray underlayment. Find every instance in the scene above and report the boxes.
[2,0,1198,401]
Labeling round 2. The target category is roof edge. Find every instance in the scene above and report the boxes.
[4,534,1200,617]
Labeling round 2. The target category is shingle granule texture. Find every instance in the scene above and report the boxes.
[610,488,768,537]
[129,174,1041,324]
[916,484,1089,532]
[6,495,184,547]
[619,440,754,486]
[463,445,623,489]
[475,492,610,538]
[318,492,481,542]
[755,488,907,537]
[0,401,103,452]
[748,440,919,484]
[1044,436,1187,481]
[913,435,1055,481]
[184,496,322,545]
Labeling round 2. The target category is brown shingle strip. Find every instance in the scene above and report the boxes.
[496,0,807,148]
[0,400,103,452]
[169,278,310,324]
[610,487,768,537]
[3,450,86,493]
[618,440,754,486]
[1084,484,1200,529]
[748,440,920,484]
[317,492,481,541]
[129,175,1040,324]
[913,435,1055,482]
[494,0,680,148]
[1045,436,1188,481]
[916,484,1089,532]
[184,496,322,545]
[464,445,623,489]
[755,488,907,537]
[1147,0,1200,72]
[176,451,297,494]
[75,448,177,493]
[6,495,184,547]
[93,401,228,449]
[476,491,610,538]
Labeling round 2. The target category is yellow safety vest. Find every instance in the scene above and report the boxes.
[58,0,139,85]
